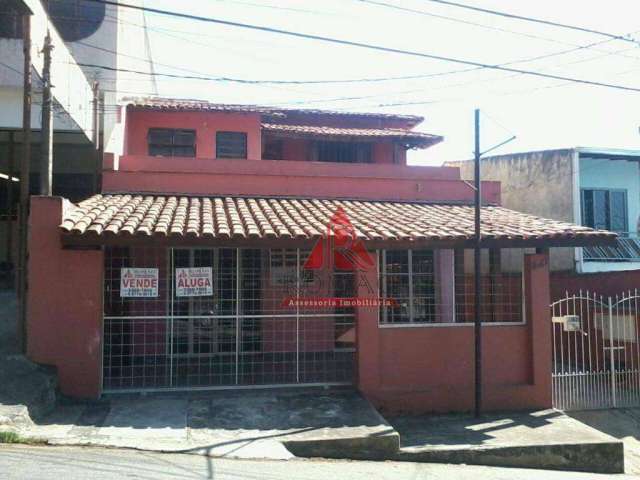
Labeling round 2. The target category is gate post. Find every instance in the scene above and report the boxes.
[608,297,617,408]
[524,252,552,407]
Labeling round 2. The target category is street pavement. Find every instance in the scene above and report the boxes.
[0,445,636,480]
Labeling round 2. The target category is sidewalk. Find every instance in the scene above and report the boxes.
[389,409,623,474]
[3,388,624,474]
[13,390,397,460]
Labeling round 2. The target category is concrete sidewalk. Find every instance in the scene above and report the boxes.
[389,409,624,474]
[4,389,624,474]
[11,389,397,460]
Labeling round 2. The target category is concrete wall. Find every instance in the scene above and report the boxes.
[357,253,552,413]
[26,196,103,398]
[103,155,501,204]
[448,150,576,272]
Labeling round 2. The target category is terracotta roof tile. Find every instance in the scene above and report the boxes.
[124,97,424,126]
[60,194,616,247]
[261,123,442,148]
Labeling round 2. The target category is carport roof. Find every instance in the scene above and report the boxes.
[59,194,615,249]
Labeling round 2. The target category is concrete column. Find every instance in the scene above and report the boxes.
[355,264,381,396]
[523,252,552,406]
[27,196,104,398]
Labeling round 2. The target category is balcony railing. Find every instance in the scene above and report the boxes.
[583,232,640,262]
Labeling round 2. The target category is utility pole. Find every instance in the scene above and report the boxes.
[5,132,15,267]
[92,81,101,194]
[40,31,54,196]
[17,13,32,353]
[474,108,482,418]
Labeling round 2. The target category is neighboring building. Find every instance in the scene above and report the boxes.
[448,147,640,270]
[25,98,613,413]
[0,0,155,276]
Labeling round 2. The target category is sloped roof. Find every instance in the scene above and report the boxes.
[261,123,442,148]
[60,194,615,248]
[123,97,424,126]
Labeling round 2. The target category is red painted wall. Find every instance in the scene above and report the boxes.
[26,196,103,398]
[551,269,640,301]
[126,109,263,160]
[356,253,552,413]
[104,156,500,204]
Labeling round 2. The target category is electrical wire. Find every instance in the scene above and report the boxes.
[82,0,640,93]
[419,0,640,44]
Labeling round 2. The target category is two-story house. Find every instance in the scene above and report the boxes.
[24,98,613,413]
[448,147,640,298]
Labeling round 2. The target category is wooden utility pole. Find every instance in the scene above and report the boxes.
[474,108,482,418]
[5,132,15,266]
[40,31,53,196]
[17,13,32,353]
[92,81,101,194]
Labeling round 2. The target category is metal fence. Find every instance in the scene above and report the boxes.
[551,291,640,410]
[103,247,355,392]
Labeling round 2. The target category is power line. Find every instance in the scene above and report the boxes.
[83,0,640,93]
[359,0,635,50]
[419,0,640,44]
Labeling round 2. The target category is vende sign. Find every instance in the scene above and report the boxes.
[120,268,159,297]
[176,267,213,297]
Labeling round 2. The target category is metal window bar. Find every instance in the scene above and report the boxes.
[379,248,525,325]
[103,247,355,392]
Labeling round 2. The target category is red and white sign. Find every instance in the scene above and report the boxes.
[120,268,159,297]
[176,267,213,297]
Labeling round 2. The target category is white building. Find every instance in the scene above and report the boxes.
[0,0,156,271]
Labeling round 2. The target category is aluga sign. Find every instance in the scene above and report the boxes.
[176,267,214,297]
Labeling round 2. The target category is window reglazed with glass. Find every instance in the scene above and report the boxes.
[148,128,196,157]
[581,189,628,232]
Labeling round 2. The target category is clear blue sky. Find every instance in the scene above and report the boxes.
[121,0,640,164]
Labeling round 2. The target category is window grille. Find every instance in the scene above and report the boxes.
[148,128,196,157]
[216,131,247,159]
[315,141,372,163]
[103,247,355,391]
[379,248,525,325]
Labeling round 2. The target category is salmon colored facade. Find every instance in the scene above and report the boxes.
[25,99,604,412]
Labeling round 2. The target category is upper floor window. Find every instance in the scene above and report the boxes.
[148,128,196,157]
[316,141,372,163]
[582,188,628,232]
[263,138,283,160]
[216,132,247,159]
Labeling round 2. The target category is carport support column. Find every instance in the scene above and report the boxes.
[355,265,381,397]
[524,251,552,406]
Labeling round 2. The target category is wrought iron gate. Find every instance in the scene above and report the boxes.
[551,291,640,410]
[102,247,356,392]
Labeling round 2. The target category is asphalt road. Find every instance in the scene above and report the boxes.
[0,445,636,480]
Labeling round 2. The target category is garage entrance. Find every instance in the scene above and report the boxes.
[102,247,356,391]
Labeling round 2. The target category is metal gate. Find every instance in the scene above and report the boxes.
[102,247,356,392]
[551,291,640,410]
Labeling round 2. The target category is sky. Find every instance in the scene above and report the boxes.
[119,0,640,165]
